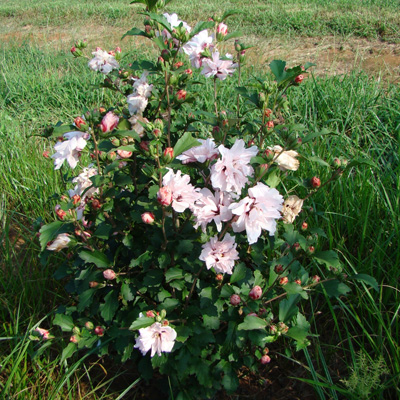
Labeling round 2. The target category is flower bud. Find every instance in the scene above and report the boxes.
[292,242,301,252]
[248,312,258,317]
[264,148,274,162]
[278,322,289,334]
[249,285,262,300]
[117,149,132,159]
[55,206,67,220]
[173,61,184,69]
[146,310,155,318]
[230,294,241,306]
[101,112,119,133]
[161,49,171,61]
[71,194,81,205]
[216,23,228,41]
[91,199,101,210]
[75,39,88,49]
[157,186,172,206]
[176,89,187,102]
[274,264,284,274]
[239,50,246,63]
[301,222,308,230]
[103,269,116,280]
[263,347,270,355]
[310,176,321,188]
[70,46,82,57]
[70,335,79,343]
[163,147,174,163]
[35,327,50,340]
[295,279,302,285]
[216,274,223,282]
[332,158,341,168]
[139,141,150,152]
[141,212,155,224]
[269,325,277,334]
[264,108,272,118]
[307,245,315,254]
[89,281,99,288]
[85,321,94,330]
[279,277,289,286]
[94,326,104,336]
[261,355,271,365]
[74,116,87,130]
[295,74,304,84]
[312,275,320,283]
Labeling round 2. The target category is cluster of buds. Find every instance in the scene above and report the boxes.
[70,38,88,57]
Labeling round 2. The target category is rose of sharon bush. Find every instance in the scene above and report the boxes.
[36,6,362,400]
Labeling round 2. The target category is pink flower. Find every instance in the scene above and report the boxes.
[134,322,177,357]
[103,269,116,280]
[88,48,119,74]
[161,169,201,213]
[177,138,218,164]
[199,234,239,275]
[249,285,262,300]
[35,327,50,340]
[217,23,228,36]
[52,131,89,170]
[100,112,119,133]
[210,139,258,195]
[201,51,237,81]
[157,186,173,206]
[94,326,104,336]
[230,182,283,244]
[117,150,132,158]
[192,188,232,232]
[141,212,155,224]
[132,72,153,99]
[182,30,213,69]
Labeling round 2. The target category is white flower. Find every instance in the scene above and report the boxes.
[163,13,191,33]
[134,322,177,357]
[210,139,258,195]
[192,188,232,232]
[52,131,89,170]
[201,51,237,81]
[47,233,71,251]
[88,48,119,74]
[199,234,239,275]
[269,145,300,171]
[133,72,153,98]
[162,169,201,212]
[281,195,304,224]
[230,182,284,244]
[127,94,148,115]
[182,30,213,68]
[177,138,218,164]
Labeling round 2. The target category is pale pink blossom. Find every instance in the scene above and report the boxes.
[201,51,237,81]
[103,269,116,280]
[177,138,218,164]
[88,48,119,74]
[162,169,201,212]
[127,94,148,115]
[163,13,191,33]
[47,233,71,251]
[210,139,258,195]
[199,234,239,275]
[192,188,232,232]
[230,182,283,244]
[52,131,89,170]
[134,322,177,357]
[100,112,119,133]
[182,30,213,68]
[268,145,300,171]
[141,212,155,224]
[217,23,228,36]
[117,150,132,158]
[132,72,153,99]
[35,327,50,340]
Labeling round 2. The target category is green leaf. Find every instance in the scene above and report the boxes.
[53,314,74,332]
[173,132,201,157]
[348,273,378,291]
[189,21,215,38]
[221,9,241,20]
[222,368,239,392]
[61,342,77,363]
[223,31,242,41]
[121,283,135,301]
[165,267,184,282]
[230,263,247,284]
[129,317,154,331]
[279,294,300,322]
[39,221,73,251]
[100,290,119,322]
[307,156,330,168]
[144,12,171,32]
[319,279,351,298]
[313,250,341,271]
[79,249,110,269]
[52,124,77,137]
[269,60,286,83]
[203,315,220,330]
[237,315,267,331]
[78,289,95,312]
[94,223,113,240]
[122,27,147,40]
[302,128,330,144]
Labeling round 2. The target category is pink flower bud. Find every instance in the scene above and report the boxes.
[42,150,50,158]
[103,269,116,280]
[264,108,272,118]
[85,321,94,330]
[71,194,81,205]
[185,69,193,76]
[55,205,67,220]
[312,275,320,283]
[139,141,149,152]
[267,120,274,129]
[301,222,308,230]
[311,176,321,188]
[35,327,50,340]
[94,326,104,336]
[157,186,172,206]
[176,89,187,101]
[141,212,155,224]
[295,74,304,84]
[292,242,301,251]
[174,61,184,69]
[163,147,174,162]
[146,310,155,318]
[216,23,228,40]
[89,281,99,288]
[216,274,223,282]
[74,116,86,129]
[261,355,271,364]
[115,47,121,53]
[308,245,315,254]
[295,279,302,285]
[91,199,101,210]
[263,347,270,355]
[279,277,289,286]
[270,325,277,334]
[247,312,258,317]
[249,285,262,300]
[162,320,169,326]
[70,335,78,343]
[117,150,132,158]
[230,294,241,306]
[100,112,119,133]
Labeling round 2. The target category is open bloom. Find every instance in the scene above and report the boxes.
[269,145,300,171]
[182,30,213,68]
[230,182,284,244]
[192,188,232,232]
[199,234,239,275]
[132,72,153,99]
[52,131,89,170]
[127,94,148,115]
[177,138,218,164]
[47,233,71,251]
[134,322,177,357]
[163,13,191,33]
[281,195,304,224]
[211,139,258,195]
[35,327,50,340]
[160,169,201,212]
[201,51,237,81]
[88,48,119,74]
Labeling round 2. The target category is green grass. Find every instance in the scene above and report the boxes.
[1,0,400,398]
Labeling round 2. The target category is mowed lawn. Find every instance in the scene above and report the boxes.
[1,0,399,399]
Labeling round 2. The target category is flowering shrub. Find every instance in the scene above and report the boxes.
[35,2,366,398]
